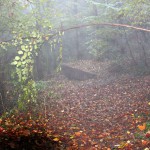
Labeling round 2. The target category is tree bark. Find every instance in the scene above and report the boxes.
[74,0,80,59]
[136,31,148,67]
[123,29,137,66]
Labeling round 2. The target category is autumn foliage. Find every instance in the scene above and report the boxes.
[0,75,150,150]
[0,111,63,150]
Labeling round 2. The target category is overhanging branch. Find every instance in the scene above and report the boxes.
[49,22,150,39]
[61,23,150,32]
[0,22,150,44]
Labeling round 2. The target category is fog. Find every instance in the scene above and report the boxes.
[0,0,150,149]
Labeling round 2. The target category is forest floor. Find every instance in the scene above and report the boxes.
[0,60,150,150]
[38,60,150,149]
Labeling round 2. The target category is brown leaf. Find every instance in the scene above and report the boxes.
[8,142,16,149]
[22,129,30,136]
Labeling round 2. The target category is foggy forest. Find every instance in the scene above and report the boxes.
[0,0,150,149]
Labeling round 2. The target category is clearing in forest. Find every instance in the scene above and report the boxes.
[38,60,150,149]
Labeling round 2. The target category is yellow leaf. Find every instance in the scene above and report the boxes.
[70,136,74,139]
[138,123,146,131]
[118,142,127,148]
[144,148,150,150]
[53,137,59,141]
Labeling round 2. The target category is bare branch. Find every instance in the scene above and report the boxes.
[61,23,150,33]
[1,22,150,44]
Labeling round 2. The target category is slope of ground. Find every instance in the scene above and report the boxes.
[38,68,150,149]
[61,60,131,84]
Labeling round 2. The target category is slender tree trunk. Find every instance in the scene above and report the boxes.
[75,29,80,59]
[0,60,6,113]
[140,31,149,67]
[136,32,148,67]
[93,5,99,30]
[123,29,137,66]
[74,0,80,59]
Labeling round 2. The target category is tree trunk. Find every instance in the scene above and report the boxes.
[74,0,80,59]
[0,61,6,114]
[123,29,137,66]
[136,32,148,67]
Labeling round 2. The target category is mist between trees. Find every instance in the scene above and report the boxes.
[0,1,150,149]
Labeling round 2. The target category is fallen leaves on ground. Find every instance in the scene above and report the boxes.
[0,111,63,150]
[38,74,150,149]
[0,74,150,149]
[138,123,146,131]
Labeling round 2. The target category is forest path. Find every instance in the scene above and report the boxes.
[39,61,150,149]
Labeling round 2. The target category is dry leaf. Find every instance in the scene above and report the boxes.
[145,131,150,138]
[8,142,16,149]
[75,131,82,137]
[5,119,13,126]
[53,137,59,141]
[142,140,148,146]
[138,123,146,131]
[0,127,4,132]
[22,129,30,136]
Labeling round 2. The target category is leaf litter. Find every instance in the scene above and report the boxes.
[0,60,150,149]
[38,69,150,149]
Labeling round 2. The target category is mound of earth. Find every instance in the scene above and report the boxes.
[61,60,131,85]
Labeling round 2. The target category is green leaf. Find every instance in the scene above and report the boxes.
[11,61,18,65]
[28,52,31,56]
[21,45,26,51]
[34,45,38,49]
[15,56,20,60]
[22,61,26,65]
[18,51,24,55]
[22,53,28,60]
[17,62,22,67]
[32,31,37,37]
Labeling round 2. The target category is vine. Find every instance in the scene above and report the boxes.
[10,30,40,109]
